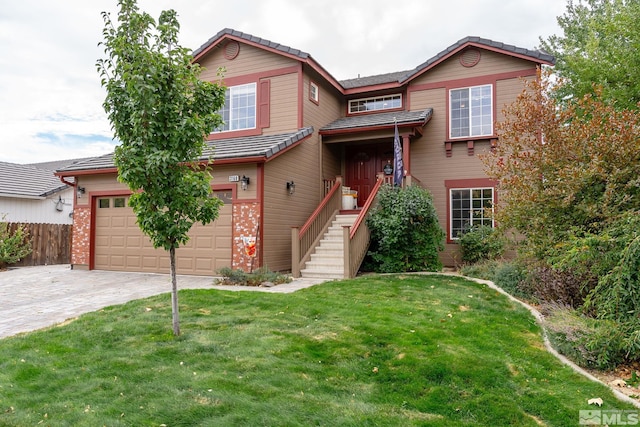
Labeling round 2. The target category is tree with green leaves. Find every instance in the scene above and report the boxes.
[541,0,640,110]
[97,0,226,335]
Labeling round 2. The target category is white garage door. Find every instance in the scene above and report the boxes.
[94,191,232,275]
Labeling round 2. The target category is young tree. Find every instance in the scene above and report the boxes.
[541,0,640,110]
[97,0,226,335]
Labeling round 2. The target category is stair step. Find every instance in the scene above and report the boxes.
[299,213,360,280]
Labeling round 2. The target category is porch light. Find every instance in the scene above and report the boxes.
[77,186,85,198]
[286,180,295,195]
[383,161,393,175]
[240,175,250,190]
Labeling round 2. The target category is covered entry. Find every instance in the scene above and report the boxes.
[93,191,233,275]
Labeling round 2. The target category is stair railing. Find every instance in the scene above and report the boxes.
[342,174,386,278]
[291,176,343,277]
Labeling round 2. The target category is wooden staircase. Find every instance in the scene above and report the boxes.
[299,213,358,279]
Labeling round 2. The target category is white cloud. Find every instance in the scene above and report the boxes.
[0,0,567,164]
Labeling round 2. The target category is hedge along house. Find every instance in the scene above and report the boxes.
[56,28,554,279]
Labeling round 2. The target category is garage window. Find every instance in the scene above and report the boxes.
[99,199,110,208]
[114,197,126,208]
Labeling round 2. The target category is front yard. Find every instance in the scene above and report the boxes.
[0,274,636,426]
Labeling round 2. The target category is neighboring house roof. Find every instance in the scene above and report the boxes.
[0,161,68,199]
[56,128,314,174]
[320,109,433,134]
[28,158,93,172]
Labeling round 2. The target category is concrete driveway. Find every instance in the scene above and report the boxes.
[0,265,325,339]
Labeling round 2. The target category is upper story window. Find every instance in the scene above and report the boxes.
[348,94,402,114]
[216,83,257,132]
[449,84,492,139]
[309,81,319,103]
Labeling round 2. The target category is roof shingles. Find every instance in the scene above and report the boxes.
[0,162,68,198]
[57,128,314,174]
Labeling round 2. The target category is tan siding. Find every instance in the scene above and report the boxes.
[198,44,298,82]
[409,86,495,267]
[262,140,322,271]
[302,72,343,181]
[411,50,536,86]
[496,76,533,123]
[262,73,299,135]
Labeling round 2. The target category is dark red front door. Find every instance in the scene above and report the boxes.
[346,144,392,207]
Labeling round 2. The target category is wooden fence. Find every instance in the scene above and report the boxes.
[6,223,72,266]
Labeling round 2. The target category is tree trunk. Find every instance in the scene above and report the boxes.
[170,246,180,336]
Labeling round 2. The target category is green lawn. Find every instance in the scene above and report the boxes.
[0,274,635,426]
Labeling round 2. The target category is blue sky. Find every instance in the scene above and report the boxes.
[0,0,567,164]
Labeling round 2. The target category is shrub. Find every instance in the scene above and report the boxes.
[523,266,593,309]
[366,184,445,273]
[458,225,504,264]
[493,261,532,300]
[215,266,292,287]
[459,259,502,281]
[0,220,32,270]
[543,305,638,370]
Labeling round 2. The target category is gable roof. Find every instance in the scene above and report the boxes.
[0,162,69,199]
[341,36,555,90]
[56,128,314,175]
[194,29,554,93]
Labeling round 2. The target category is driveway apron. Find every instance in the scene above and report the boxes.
[0,265,325,339]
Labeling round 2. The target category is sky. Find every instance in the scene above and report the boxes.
[0,0,568,164]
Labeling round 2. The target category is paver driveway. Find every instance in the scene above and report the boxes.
[0,264,324,339]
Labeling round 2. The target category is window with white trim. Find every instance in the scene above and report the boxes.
[348,94,402,113]
[216,83,256,132]
[449,84,492,138]
[310,82,319,103]
[450,187,494,239]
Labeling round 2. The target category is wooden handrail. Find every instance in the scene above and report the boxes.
[299,177,342,238]
[349,175,385,239]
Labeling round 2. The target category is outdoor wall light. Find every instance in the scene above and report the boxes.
[240,175,250,191]
[286,180,295,195]
[77,186,85,198]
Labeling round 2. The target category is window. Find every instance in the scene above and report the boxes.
[449,84,492,138]
[309,82,319,103]
[348,94,402,114]
[216,83,256,132]
[98,199,110,208]
[114,197,126,208]
[450,187,494,239]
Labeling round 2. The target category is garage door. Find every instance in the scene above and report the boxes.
[94,191,232,275]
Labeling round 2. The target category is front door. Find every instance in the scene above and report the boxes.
[346,144,393,207]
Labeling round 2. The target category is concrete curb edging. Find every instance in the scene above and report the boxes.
[458,273,640,409]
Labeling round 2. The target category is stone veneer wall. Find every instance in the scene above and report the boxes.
[71,206,90,267]
[232,202,261,272]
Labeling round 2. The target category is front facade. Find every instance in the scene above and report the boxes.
[56,29,554,276]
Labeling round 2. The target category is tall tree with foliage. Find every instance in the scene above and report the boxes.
[540,0,640,110]
[483,72,640,259]
[97,0,226,335]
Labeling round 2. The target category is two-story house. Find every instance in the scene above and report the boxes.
[56,28,554,279]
